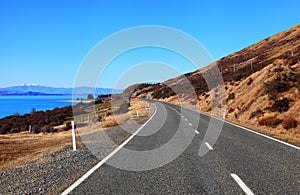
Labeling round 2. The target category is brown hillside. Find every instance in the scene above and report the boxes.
[128,24,300,146]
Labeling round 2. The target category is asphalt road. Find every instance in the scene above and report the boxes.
[65,100,300,194]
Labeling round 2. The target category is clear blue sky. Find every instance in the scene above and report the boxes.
[1,0,299,88]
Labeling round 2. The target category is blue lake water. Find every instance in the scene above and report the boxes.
[0,96,74,118]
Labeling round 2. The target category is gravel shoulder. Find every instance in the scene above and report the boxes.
[0,103,154,194]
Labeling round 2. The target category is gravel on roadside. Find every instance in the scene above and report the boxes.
[0,146,99,194]
[0,104,154,194]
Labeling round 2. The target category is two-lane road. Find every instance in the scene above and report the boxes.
[63,100,300,194]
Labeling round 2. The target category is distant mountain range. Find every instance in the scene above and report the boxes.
[0,84,122,96]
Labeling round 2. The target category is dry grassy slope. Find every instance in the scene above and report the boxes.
[129,24,300,146]
[132,24,300,98]
[220,59,300,145]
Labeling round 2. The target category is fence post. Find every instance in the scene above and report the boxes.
[71,121,77,151]
[29,125,32,133]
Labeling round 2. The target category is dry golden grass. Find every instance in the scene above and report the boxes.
[129,99,149,109]
[101,113,130,128]
[139,62,300,147]
[79,99,152,131]
[0,130,83,172]
[163,94,300,147]
[0,98,153,173]
[226,117,300,147]
[129,24,300,147]
[128,99,151,117]
[219,60,300,147]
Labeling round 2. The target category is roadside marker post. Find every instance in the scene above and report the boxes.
[71,121,77,151]
[136,108,139,117]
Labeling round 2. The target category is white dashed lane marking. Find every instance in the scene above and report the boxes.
[204,142,213,150]
[230,174,254,195]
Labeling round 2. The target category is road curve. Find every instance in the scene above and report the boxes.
[64,100,300,194]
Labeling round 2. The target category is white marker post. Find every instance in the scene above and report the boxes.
[29,125,32,133]
[71,121,77,151]
[136,108,139,117]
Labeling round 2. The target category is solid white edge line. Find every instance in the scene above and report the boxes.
[61,103,158,195]
[204,142,213,150]
[224,120,300,150]
[179,105,300,150]
[195,130,200,134]
[230,173,254,195]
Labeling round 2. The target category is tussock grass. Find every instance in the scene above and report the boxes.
[0,131,83,172]
[101,114,130,128]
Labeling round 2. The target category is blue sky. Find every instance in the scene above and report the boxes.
[0,0,299,88]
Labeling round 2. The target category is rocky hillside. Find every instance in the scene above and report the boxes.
[128,24,300,146]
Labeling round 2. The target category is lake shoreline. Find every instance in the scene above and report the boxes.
[0,95,74,119]
[59,99,95,103]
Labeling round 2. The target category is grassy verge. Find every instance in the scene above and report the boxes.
[0,130,84,172]
[0,99,152,172]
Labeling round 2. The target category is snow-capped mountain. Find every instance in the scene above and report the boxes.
[0,84,122,95]
[16,83,39,87]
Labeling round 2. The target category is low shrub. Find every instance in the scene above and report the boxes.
[267,98,290,113]
[41,125,55,133]
[265,79,291,95]
[0,124,11,134]
[258,116,282,127]
[0,106,73,134]
[32,125,41,134]
[268,92,278,100]
[64,123,72,131]
[228,107,235,113]
[233,74,243,81]
[282,117,297,129]
[273,67,283,72]
[234,113,238,119]
[152,85,176,99]
[228,92,235,100]
[247,78,253,85]
[249,109,264,120]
